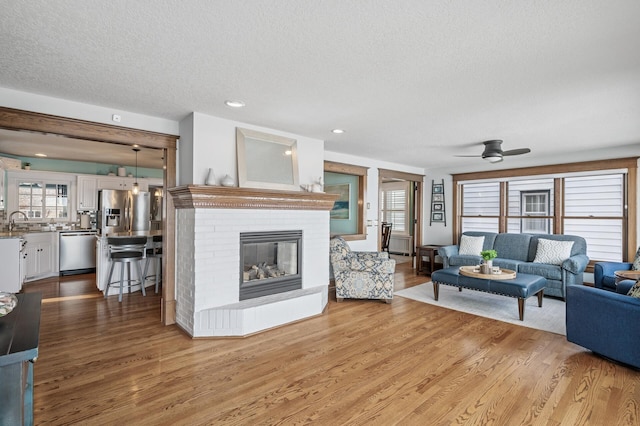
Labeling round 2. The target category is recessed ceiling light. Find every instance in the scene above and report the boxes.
[35,153,47,157]
[225,100,246,108]
[332,129,345,134]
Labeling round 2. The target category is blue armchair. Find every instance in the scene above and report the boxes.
[329,236,395,303]
[593,261,632,292]
[566,282,640,369]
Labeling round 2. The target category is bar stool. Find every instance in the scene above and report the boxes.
[143,235,163,293]
[105,236,148,302]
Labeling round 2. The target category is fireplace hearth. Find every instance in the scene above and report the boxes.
[240,230,302,300]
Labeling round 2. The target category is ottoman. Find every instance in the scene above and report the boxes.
[430,267,547,321]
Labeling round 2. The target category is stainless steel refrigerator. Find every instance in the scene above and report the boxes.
[97,189,151,235]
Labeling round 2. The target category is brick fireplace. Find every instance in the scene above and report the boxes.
[169,186,338,337]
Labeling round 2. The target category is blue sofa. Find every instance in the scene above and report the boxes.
[438,231,589,299]
[566,281,640,369]
[594,261,633,292]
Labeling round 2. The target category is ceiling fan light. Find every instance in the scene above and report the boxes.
[483,154,503,163]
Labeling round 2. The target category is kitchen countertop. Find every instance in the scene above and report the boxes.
[100,230,162,238]
[0,229,98,239]
[0,232,25,239]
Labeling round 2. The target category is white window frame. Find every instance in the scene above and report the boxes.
[381,181,410,235]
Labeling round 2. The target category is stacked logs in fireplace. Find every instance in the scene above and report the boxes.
[243,262,287,281]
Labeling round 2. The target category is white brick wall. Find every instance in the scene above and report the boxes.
[175,208,331,336]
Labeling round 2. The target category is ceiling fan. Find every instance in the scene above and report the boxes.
[457,140,531,163]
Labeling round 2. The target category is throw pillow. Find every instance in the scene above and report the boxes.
[458,235,485,256]
[632,246,640,271]
[533,238,574,265]
[627,281,640,298]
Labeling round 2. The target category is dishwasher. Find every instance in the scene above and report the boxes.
[59,230,98,275]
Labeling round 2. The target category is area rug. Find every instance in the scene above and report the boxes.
[395,282,566,335]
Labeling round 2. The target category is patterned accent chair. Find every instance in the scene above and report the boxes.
[329,236,396,303]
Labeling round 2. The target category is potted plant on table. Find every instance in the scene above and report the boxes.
[480,249,498,274]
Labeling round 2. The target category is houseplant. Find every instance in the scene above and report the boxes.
[480,249,497,274]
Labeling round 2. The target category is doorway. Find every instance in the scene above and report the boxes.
[378,169,424,269]
[0,107,178,325]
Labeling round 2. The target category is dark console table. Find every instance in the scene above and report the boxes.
[0,293,42,426]
[416,245,443,275]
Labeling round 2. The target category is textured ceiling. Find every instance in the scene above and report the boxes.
[1,1,640,173]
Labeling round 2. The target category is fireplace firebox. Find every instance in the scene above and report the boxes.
[239,230,302,300]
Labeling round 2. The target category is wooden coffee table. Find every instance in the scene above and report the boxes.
[614,270,640,284]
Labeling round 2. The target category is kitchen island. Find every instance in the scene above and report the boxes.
[95,230,163,297]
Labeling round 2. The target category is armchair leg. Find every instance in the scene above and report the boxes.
[384,299,392,304]
[337,297,344,302]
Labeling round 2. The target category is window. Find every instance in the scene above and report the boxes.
[520,191,550,233]
[460,182,500,233]
[18,182,68,219]
[564,174,624,262]
[8,171,72,222]
[454,159,636,265]
[381,181,409,233]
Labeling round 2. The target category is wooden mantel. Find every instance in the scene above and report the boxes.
[169,185,339,210]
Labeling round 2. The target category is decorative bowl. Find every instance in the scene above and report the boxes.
[0,292,18,317]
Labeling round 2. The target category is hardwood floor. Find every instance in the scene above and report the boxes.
[23,263,640,425]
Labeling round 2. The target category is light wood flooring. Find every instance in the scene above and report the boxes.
[22,262,640,425]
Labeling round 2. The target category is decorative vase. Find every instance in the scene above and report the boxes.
[221,174,235,187]
[481,259,493,274]
[205,168,216,186]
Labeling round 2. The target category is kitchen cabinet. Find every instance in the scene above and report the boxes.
[0,237,24,293]
[77,175,98,210]
[24,233,58,282]
[97,176,148,192]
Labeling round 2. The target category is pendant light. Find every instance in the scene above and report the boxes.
[132,148,140,194]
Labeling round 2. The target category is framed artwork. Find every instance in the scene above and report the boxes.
[433,203,443,211]
[432,194,443,202]
[325,183,351,220]
[236,127,300,190]
[432,212,444,221]
[433,184,443,194]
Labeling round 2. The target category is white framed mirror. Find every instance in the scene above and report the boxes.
[236,127,300,191]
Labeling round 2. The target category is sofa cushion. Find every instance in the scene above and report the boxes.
[493,233,532,262]
[628,281,640,298]
[518,262,562,281]
[493,258,526,272]
[448,254,482,267]
[632,247,640,270]
[459,235,484,256]
[533,238,574,265]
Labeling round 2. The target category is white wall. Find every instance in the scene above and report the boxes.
[423,172,455,246]
[0,87,178,135]
[178,112,325,187]
[324,151,425,252]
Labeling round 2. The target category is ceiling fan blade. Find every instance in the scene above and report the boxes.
[502,148,531,156]
[453,154,482,157]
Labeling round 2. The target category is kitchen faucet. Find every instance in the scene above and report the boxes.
[8,210,28,232]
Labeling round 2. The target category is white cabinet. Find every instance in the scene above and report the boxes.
[77,175,98,210]
[24,232,58,282]
[0,238,23,293]
[97,176,148,192]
